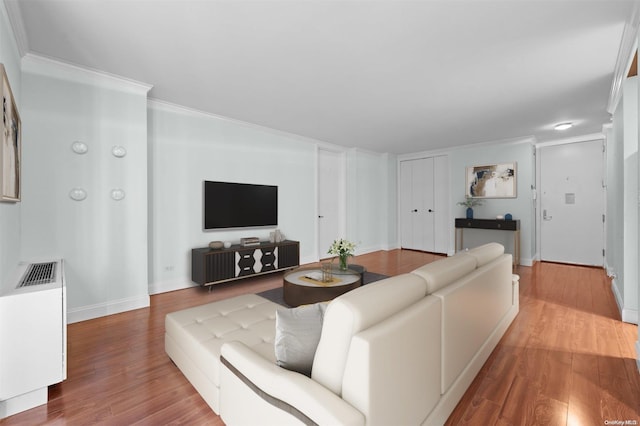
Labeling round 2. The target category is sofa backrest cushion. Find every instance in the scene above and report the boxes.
[311,273,428,395]
[466,242,505,267]
[433,253,513,394]
[411,253,477,294]
[341,295,442,426]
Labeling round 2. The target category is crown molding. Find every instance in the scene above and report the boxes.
[397,135,537,161]
[147,97,335,148]
[22,53,152,94]
[607,1,640,114]
[3,0,28,57]
[534,132,605,149]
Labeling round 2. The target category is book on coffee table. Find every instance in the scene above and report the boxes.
[304,272,324,282]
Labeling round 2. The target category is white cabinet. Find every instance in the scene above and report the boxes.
[0,260,66,419]
[400,156,448,253]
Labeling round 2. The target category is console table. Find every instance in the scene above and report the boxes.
[455,219,520,266]
[192,240,300,287]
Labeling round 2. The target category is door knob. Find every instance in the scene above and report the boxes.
[318,215,324,218]
[428,209,434,213]
[543,210,552,221]
[412,209,418,213]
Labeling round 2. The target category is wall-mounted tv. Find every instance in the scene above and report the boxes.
[203,181,278,230]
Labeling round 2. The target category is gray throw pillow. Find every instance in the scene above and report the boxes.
[274,302,327,376]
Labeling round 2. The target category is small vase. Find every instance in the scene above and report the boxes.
[338,254,348,271]
[466,207,474,219]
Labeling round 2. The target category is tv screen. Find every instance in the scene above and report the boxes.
[204,181,278,229]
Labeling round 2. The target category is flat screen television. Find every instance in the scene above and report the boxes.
[203,181,278,230]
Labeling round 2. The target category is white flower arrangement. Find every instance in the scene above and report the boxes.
[328,239,356,257]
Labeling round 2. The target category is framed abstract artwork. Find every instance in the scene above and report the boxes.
[466,162,516,198]
[0,63,21,202]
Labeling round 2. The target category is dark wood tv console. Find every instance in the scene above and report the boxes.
[191,240,300,286]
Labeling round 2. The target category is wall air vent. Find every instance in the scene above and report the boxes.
[17,262,57,288]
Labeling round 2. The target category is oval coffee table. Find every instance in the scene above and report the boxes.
[283,266,362,307]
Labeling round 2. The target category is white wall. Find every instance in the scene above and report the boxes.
[346,149,397,254]
[20,56,150,322]
[147,102,398,294]
[607,76,639,325]
[623,76,638,323]
[607,113,624,299]
[449,141,535,264]
[148,101,319,294]
[0,2,22,292]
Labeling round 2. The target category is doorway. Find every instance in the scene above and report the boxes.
[399,156,448,254]
[318,149,345,259]
[539,140,605,266]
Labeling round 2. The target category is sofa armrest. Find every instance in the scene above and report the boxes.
[220,341,365,426]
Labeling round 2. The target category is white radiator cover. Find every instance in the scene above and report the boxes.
[0,259,66,419]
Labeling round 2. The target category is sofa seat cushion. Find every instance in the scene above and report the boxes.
[165,294,278,391]
[411,253,477,294]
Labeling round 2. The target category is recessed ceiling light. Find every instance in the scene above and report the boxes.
[554,122,573,131]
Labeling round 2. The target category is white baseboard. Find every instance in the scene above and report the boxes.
[611,280,638,324]
[67,294,150,324]
[0,387,47,419]
[612,279,624,315]
[299,255,316,266]
[149,277,198,295]
[354,245,384,256]
[622,308,639,325]
[519,257,534,267]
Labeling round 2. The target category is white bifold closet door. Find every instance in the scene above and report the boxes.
[400,156,448,253]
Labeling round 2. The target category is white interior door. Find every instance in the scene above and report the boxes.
[318,149,344,259]
[400,158,435,252]
[540,140,605,266]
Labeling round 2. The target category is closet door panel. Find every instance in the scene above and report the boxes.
[400,160,417,250]
[419,157,435,252]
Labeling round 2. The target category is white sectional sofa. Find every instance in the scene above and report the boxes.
[165,242,519,425]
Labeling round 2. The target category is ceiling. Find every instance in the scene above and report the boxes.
[5,0,638,154]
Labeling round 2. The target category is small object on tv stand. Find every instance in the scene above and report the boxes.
[209,241,224,249]
[241,237,260,247]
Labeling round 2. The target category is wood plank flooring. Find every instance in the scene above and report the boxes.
[1,250,638,425]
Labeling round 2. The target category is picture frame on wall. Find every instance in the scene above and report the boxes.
[0,63,21,202]
[466,162,516,198]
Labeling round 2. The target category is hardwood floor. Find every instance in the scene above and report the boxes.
[1,250,638,425]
